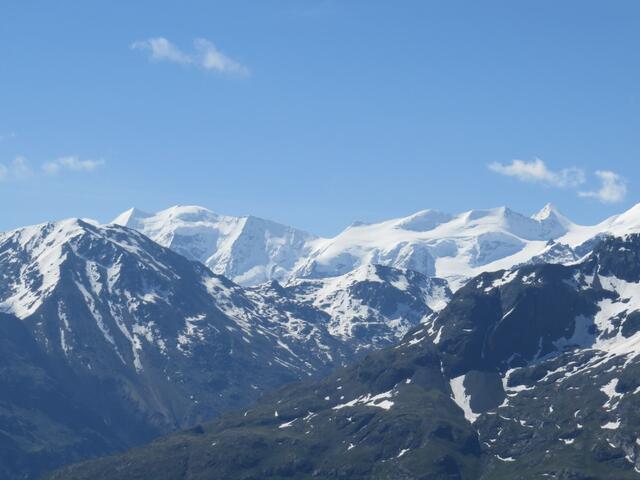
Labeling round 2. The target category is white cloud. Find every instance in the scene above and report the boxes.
[131,37,249,75]
[43,156,104,175]
[489,158,629,204]
[193,38,249,75]
[0,156,33,180]
[1,155,104,182]
[488,158,585,188]
[579,170,627,204]
[130,37,191,65]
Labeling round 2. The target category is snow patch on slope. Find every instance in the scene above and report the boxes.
[450,375,479,423]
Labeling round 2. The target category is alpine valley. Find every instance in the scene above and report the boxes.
[3,203,640,479]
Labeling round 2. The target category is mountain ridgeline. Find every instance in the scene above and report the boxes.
[47,233,640,480]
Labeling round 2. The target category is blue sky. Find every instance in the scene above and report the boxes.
[1,1,639,235]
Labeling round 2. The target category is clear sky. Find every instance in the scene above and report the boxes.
[1,1,639,236]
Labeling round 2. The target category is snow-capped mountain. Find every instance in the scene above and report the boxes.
[8,202,640,479]
[52,233,640,480]
[0,218,444,480]
[114,203,640,290]
[112,205,317,285]
[294,203,640,290]
[0,219,331,416]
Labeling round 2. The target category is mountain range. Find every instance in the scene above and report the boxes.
[2,203,640,479]
[113,203,640,289]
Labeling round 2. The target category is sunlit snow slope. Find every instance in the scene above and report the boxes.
[113,205,317,285]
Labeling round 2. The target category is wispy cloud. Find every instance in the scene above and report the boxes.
[0,156,33,181]
[130,37,191,65]
[579,170,627,204]
[43,156,105,175]
[1,155,104,182]
[488,158,585,188]
[131,37,249,76]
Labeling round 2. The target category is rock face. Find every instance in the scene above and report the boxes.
[47,234,640,479]
[0,219,447,480]
[114,203,640,290]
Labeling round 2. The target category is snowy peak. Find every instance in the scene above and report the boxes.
[395,209,453,232]
[292,205,581,290]
[604,202,640,236]
[111,205,233,235]
[111,207,153,227]
[531,203,573,236]
[112,205,234,251]
[455,205,570,240]
[111,205,317,286]
[113,205,241,266]
[0,218,182,319]
[531,202,560,222]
